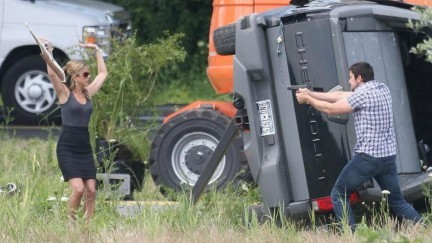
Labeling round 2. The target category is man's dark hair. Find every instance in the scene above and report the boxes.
[349,62,374,82]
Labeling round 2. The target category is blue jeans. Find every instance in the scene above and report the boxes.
[331,153,422,228]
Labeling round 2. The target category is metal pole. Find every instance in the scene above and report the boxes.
[192,116,239,204]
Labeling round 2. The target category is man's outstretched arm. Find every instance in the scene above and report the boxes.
[296,88,353,114]
[308,90,353,103]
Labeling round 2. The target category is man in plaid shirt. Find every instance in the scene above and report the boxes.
[296,62,422,231]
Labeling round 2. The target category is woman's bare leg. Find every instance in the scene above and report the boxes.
[68,178,85,220]
[83,179,96,222]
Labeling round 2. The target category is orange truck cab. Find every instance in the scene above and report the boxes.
[207,0,291,95]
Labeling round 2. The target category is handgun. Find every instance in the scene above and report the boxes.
[287,84,310,91]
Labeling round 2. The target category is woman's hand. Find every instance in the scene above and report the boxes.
[79,43,99,50]
[39,38,54,52]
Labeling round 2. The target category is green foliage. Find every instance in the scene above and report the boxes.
[152,78,224,104]
[356,225,411,243]
[0,107,15,126]
[409,6,432,62]
[412,37,432,62]
[102,0,211,53]
[86,33,185,161]
[100,0,214,102]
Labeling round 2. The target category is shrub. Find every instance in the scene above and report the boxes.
[87,33,186,161]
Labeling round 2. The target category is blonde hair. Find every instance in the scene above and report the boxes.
[63,60,90,99]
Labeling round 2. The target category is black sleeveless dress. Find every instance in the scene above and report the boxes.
[56,93,95,181]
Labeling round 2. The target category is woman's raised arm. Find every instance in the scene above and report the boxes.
[39,39,69,103]
[81,44,108,97]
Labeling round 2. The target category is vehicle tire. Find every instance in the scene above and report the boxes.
[214,23,236,55]
[1,55,59,124]
[149,108,250,194]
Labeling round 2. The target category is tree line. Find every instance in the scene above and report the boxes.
[101,0,213,88]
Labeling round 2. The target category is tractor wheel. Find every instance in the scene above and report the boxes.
[214,23,236,55]
[149,108,249,194]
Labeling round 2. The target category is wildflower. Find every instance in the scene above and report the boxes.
[60,196,69,202]
[241,183,249,192]
[381,190,390,195]
[47,196,57,201]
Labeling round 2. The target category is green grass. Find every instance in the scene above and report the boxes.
[0,134,431,242]
[152,77,228,105]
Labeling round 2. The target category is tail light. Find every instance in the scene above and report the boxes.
[311,197,333,212]
[82,26,111,55]
[311,192,362,212]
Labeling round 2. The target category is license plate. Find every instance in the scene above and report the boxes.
[256,99,275,136]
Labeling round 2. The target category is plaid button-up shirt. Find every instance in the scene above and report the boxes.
[347,80,396,157]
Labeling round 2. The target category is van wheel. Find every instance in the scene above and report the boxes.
[149,108,250,195]
[214,23,236,55]
[1,55,59,124]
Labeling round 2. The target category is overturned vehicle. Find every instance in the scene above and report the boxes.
[202,0,432,219]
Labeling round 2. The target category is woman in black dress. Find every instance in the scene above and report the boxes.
[42,40,108,221]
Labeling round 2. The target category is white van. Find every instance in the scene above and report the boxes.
[0,0,131,124]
